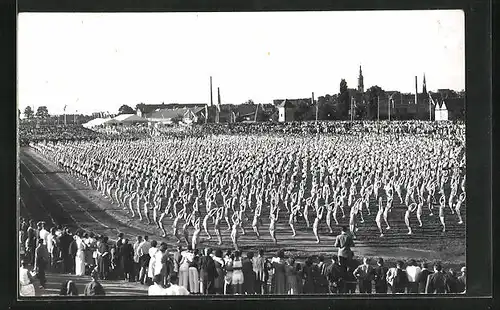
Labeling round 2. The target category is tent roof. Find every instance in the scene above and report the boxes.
[113,114,148,122]
[148,107,204,119]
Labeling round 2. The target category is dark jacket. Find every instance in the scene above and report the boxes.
[69,239,78,256]
[393,269,409,293]
[334,233,355,258]
[425,272,447,294]
[374,265,389,292]
[120,243,134,270]
[315,263,329,290]
[326,262,343,286]
[59,234,73,255]
[199,255,217,281]
[84,280,106,296]
[445,274,459,293]
[416,269,433,293]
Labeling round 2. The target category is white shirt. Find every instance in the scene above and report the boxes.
[148,284,167,296]
[133,241,141,263]
[149,246,158,258]
[19,267,32,286]
[406,265,422,282]
[154,251,165,276]
[46,234,55,254]
[164,284,190,295]
[39,229,49,245]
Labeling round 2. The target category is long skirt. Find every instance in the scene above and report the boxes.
[178,265,190,290]
[20,284,35,296]
[188,267,199,293]
[75,250,86,276]
[147,257,155,279]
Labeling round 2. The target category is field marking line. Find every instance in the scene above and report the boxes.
[19,158,58,226]
[23,151,111,230]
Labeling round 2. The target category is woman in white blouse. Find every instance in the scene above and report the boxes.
[19,259,36,296]
[147,240,159,284]
[178,245,194,290]
[74,232,87,276]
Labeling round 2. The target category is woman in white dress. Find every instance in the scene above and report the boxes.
[147,240,159,283]
[75,232,87,276]
[19,259,36,296]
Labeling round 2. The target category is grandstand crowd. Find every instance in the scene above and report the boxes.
[19,120,466,296]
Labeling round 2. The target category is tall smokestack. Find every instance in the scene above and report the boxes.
[415,76,418,105]
[210,76,213,107]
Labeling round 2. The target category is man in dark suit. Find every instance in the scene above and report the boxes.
[59,227,73,274]
[425,263,447,294]
[120,239,134,282]
[334,226,355,273]
[353,257,374,293]
[199,248,217,294]
[416,262,433,293]
[374,258,389,294]
[392,261,408,294]
[326,255,343,294]
[25,220,37,266]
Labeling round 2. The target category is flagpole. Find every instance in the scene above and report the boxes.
[428,92,432,121]
[216,87,221,124]
[313,92,317,122]
[377,95,380,122]
[388,95,391,121]
[351,97,354,122]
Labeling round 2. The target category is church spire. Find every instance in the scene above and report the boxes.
[422,73,427,94]
[357,65,364,93]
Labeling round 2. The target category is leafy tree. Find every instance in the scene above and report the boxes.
[118,105,135,115]
[340,79,348,94]
[366,86,385,120]
[24,106,34,119]
[337,79,350,119]
[35,106,50,118]
[245,99,255,105]
[293,100,311,121]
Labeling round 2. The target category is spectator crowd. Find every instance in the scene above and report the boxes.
[19,216,465,296]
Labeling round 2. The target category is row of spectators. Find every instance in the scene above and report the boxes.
[18,121,465,146]
[19,124,104,146]
[91,124,153,140]
[19,217,465,296]
[185,120,465,136]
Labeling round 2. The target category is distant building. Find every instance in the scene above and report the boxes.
[357,65,364,93]
[136,103,206,117]
[277,100,295,122]
[435,101,449,121]
[145,107,205,124]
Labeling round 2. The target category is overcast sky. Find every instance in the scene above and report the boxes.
[17,10,465,115]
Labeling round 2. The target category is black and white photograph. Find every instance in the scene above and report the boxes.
[17,10,467,298]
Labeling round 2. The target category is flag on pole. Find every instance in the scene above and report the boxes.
[63,105,67,112]
[217,87,221,112]
[428,92,436,106]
